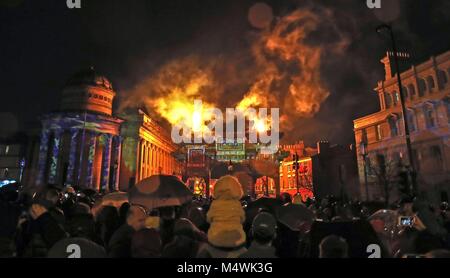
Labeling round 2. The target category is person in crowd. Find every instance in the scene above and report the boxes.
[197,175,247,258]
[0,184,21,257]
[279,192,292,206]
[158,206,181,247]
[180,203,208,233]
[95,205,120,247]
[118,202,131,226]
[108,205,147,258]
[319,235,349,258]
[162,218,207,258]
[292,193,303,205]
[239,212,277,258]
[15,201,67,257]
[65,202,101,244]
[131,228,162,258]
[392,226,420,258]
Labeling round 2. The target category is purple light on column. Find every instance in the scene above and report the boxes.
[36,128,51,186]
[85,132,97,188]
[100,134,112,191]
[66,129,79,185]
[111,136,122,191]
[48,130,63,185]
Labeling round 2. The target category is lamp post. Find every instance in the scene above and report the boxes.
[376,24,418,196]
[359,141,369,201]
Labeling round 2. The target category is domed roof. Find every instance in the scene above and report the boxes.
[66,67,113,91]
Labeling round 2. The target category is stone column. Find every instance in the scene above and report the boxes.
[100,134,113,191]
[85,132,97,188]
[66,129,79,185]
[111,136,122,191]
[48,129,63,185]
[36,127,51,186]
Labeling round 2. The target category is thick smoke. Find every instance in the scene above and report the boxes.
[120,4,350,137]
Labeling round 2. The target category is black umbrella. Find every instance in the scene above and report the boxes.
[245,197,282,226]
[276,204,315,232]
[47,237,106,258]
[128,175,193,211]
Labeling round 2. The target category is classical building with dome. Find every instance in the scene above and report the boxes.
[29,68,180,191]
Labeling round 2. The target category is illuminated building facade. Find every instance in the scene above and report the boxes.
[354,50,450,201]
[278,142,317,199]
[118,109,181,191]
[278,141,359,200]
[35,68,123,191]
[31,68,181,192]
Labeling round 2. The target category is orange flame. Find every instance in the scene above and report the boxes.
[120,7,348,139]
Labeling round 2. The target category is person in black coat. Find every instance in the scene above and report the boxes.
[108,205,147,258]
[239,212,278,258]
[15,203,68,257]
[95,205,120,247]
[162,218,207,258]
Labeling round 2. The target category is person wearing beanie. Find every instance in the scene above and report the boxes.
[198,175,247,258]
[239,212,277,258]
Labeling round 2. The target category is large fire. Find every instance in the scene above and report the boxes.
[120,7,348,140]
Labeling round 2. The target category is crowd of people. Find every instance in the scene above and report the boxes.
[0,174,449,258]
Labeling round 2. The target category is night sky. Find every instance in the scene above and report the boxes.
[1,0,449,146]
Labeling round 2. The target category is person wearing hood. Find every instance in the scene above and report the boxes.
[197,175,247,258]
[239,212,277,258]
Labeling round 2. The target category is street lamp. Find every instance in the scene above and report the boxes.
[376,24,418,196]
[359,141,369,201]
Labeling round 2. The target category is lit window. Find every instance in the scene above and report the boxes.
[376,124,383,141]
[388,117,399,137]
[438,70,448,87]
[408,84,416,99]
[393,91,400,105]
[384,93,393,108]
[424,105,436,128]
[418,79,427,96]
[402,87,408,100]
[407,110,416,132]
[427,76,436,90]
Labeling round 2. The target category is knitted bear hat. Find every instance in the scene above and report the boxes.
[212,175,244,200]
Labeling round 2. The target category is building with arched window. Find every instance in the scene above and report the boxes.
[23,68,181,191]
[354,50,450,202]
